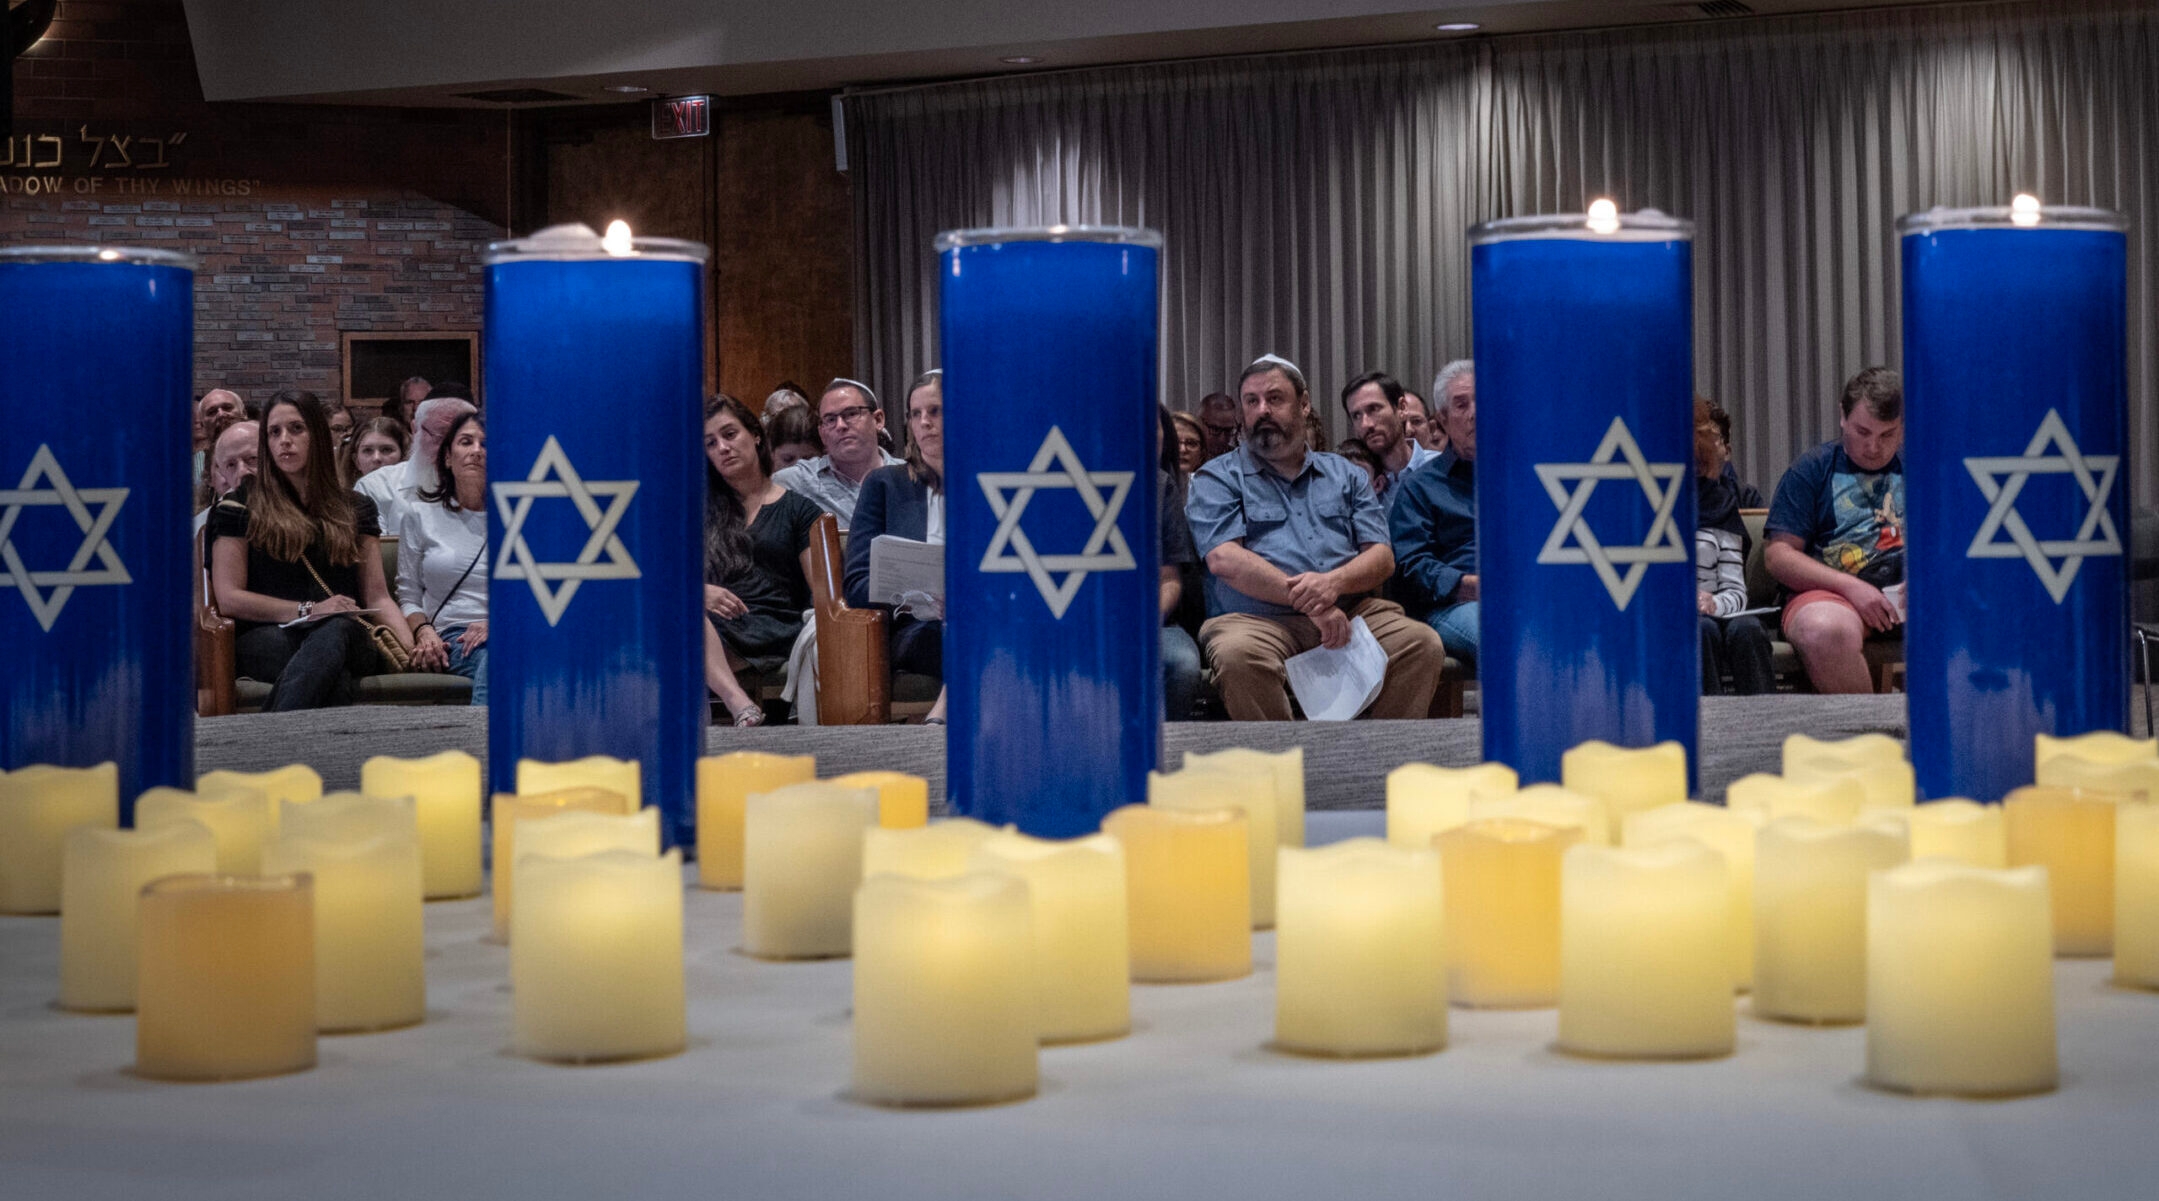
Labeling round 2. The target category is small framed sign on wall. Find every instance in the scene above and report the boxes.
[341,331,480,418]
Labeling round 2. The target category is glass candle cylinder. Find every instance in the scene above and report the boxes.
[939,227,1161,838]
[1562,740,1688,825]
[488,227,707,848]
[1783,754,1915,810]
[2035,731,2156,770]
[57,822,216,1011]
[361,750,483,899]
[1725,772,1866,825]
[862,818,999,881]
[1467,784,1610,846]
[828,770,930,829]
[283,792,417,849]
[2036,754,2159,805]
[0,762,118,913]
[1783,732,1906,770]
[2005,785,2122,956]
[1386,762,1517,850]
[1867,799,2007,867]
[743,783,879,960]
[262,831,425,1033]
[1275,839,1447,1057]
[511,848,686,1064]
[1,247,196,817]
[1558,841,1733,1059]
[2117,800,2159,989]
[508,807,662,942]
[1471,211,1699,789]
[1436,819,1579,1008]
[1622,801,1765,991]
[1149,765,1279,928]
[1102,804,1250,983]
[490,786,634,938]
[695,751,816,890]
[136,785,270,875]
[1753,818,1910,1023]
[1866,861,2056,1096]
[1184,747,1306,848]
[1902,206,2129,803]
[968,829,1130,1043]
[852,872,1037,1106]
[198,765,324,833]
[135,873,316,1081]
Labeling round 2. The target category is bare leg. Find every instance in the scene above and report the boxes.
[1785,602,1875,694]
[703,616,757,716]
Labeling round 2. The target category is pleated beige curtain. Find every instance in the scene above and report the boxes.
[845,0,2158,504]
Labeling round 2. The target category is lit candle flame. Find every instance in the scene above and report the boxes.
[2010,194,2041,227]
[1587,198,1620,234]
[602,220,635,256]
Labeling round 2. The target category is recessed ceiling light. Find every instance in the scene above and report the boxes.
[603,84,650,94]
[1435,23,1480,32]
[1000,55,1044,65]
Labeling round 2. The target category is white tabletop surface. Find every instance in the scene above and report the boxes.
[2,811,2154,1201]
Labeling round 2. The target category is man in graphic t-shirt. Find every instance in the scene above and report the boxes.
[1764,366,1906,694]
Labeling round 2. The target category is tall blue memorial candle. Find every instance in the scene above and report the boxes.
[1470,211,1699,789]
[937,227,1162,837]
[484,225,707,846]
[1901,203,2130,802]
[0,247,195,823]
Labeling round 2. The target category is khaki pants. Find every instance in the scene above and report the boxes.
[1199,597,1445,721]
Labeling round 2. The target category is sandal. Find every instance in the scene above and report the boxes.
[733,704,766,728]
[923,715,947,726]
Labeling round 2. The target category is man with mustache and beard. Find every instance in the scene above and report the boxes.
[1185,355,1445,721]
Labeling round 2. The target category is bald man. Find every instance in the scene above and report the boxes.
[194,419,259,535]
[192,389,245,485]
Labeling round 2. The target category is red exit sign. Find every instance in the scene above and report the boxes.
[651,95,711,140]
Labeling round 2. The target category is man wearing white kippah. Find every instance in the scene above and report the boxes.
[773,378,904,533]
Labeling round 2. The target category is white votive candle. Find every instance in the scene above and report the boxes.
[281,792,418,848]
[58,823,217,1012]
[491,787,636,940]
[1753,818,1909,1023]
[2117,801,2159,989]
[1782,732,1905,772]
[1184,746,1306,848]
[512,808,662,947]
[2037,754,2159,805]
[1562,740,1687,824]
[1275,838,1446,1057]
[1866,861,2056,1097]
[512,848,686,1063]
[1558,841,1733,1059]
[1436,819,1577,1008]
[863,817,1000,880]
[2035,731,2156,771]
[361,750,483,899]
[968,829,1129,1044]
[1150,765,1280,928]
[827,770,930,829]
[136,785,271,875]
[1863,798,2006,867]
[135,873,316,1081]
[852,872,1037,1107]
[2005,785,2122,957]
[1725,772,1866,825]
[1468,784,1610,846]
[1386,761,1516,850]
[1784,754,1915,810]
[198,765,323,832]
[0,762,119,914]
[262,829,425,1033]
[1622,801,1765,991]
[696,751,816,890]
[1103,804,1251,983]
[743,783,879,960]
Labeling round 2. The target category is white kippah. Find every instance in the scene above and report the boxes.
[1251,352,1300,375]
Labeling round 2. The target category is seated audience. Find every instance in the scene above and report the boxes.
[323,398,355,449]
[1765,366,1906,694]
[1341,370,1438,504]
[774,378,904,533]
[1187,355,1443,721]
[764,403,824,471]
[844,372,948,724]
[1695,398,1773,695]
[1170,410,1208,475]
[355,398,469,539]
[194,420,259,534]
[339,417,408,489]
[703,393,825,727]
[389,376,433,427]
[1197,391,1241,459]
[763,384,811,419]
[192,388,244,487]
[399,411,489,704]
[1389,359,1480,675]
[1158,407,1203,719]
[208,390,412,710]
[1336,437,1382,492]
[1402,389,1445,453]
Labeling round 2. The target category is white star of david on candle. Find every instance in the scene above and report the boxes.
[491,436,640,627]
[1964,408,2120,604]
[976,426,1136,619]
[0,444,131,632]
[1533,416,1688,611]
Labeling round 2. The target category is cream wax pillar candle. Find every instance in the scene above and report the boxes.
[968,830,1130,1043]
[829,770,930,829]
[1275,839,1447,1057]
[135,873,316,1081]
[1467,784,1610,846]
[1866,861,2056,1096]
[1436,819,1578,1007]
[2005,785,2122,956]
[1725,772,1866,826]
[512,849,686,1063]
[1558,842,1733,1059]
[283,792,417,848]
[136,786,271,874]
[57,823,217,1011]
[1387,762,1517,850]
[852,873,1037,1106]
[511,808,662,943]
[2035,731,2157,771]
[490,787,633,939]
[2117,801,2159,989]
[0,762,119,913]
[1752,818,1909,1023]
[1784,754,1916,810]
[695,751,816,889]
[361,750,483,899]
[2037,755,2159,804]
[1150,766,1279,928]
[198,765,322,831]
[1102,804,1251,983]
[1561,740,1687,824]
[263,830,425,1033]
[1782,732,1906,771]
[743,783,879,960]
[1623,802,1765,991]
[1864,799,2006,867]
[1184,747,1306,848]
[863,818,1000,880]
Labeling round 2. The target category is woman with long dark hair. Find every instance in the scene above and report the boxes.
[704,392,824,726]
[207,389,413,709]
[400,410,488,703]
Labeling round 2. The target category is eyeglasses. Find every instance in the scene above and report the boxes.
[819,405,874,429]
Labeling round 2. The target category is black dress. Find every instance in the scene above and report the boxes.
[204,479,386,710]
[710,488,822,662]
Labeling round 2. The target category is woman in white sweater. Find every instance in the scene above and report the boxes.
[1695,398,1773,695]
[399,411,489,703]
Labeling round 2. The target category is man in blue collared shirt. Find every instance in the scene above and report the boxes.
[1186,356,1445,721]
[1389,359,1481,674]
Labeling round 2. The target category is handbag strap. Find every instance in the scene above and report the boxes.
[430,540,486,626]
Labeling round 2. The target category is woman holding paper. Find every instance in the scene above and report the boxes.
[844,371,949,724]
[703,393,824,727]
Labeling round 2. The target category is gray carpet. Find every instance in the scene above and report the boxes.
[187,692,2150,809]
